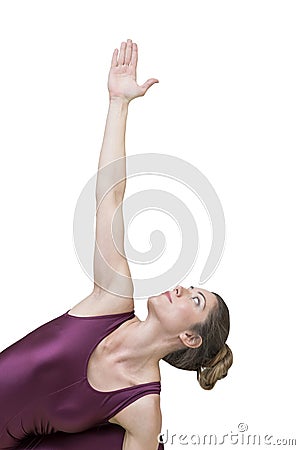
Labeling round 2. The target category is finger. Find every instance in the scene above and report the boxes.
[111,48,118,68]
[118,41,126,65]
[140,78,159,95]
[130,42,138,70]
[124,38,132,65]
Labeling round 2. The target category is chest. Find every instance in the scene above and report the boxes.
[87,341,157,393]
[86,343,160,425]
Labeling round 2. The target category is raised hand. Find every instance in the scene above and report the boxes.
[108,39,159,103]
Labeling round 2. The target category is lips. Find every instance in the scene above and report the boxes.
[163,291,172,303]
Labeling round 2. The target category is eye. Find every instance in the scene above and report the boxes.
[192,296,201,306]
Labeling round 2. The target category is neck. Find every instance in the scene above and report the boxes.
[103,314,183,378]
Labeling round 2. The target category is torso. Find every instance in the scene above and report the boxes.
[68,290,161,425]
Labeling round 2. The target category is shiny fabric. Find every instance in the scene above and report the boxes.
[16,423,126,449]
[0,310,163,449]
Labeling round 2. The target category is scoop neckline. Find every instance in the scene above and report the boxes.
[80,311,161,394]
[84,378,161,395]
[65,310,135,319]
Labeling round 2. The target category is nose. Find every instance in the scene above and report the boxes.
[173,285,183,296]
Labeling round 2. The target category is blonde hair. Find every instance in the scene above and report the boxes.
[197,343,233,390]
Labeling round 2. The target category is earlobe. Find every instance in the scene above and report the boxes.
[179,331,202,349]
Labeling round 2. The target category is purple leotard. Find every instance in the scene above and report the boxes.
[0,310,164,449]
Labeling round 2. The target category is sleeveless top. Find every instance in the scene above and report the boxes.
[0,310,161,448]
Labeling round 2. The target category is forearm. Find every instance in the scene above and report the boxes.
[96,98,129,200]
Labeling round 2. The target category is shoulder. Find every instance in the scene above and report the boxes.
[68,289,134,317]
[112,394,162,448]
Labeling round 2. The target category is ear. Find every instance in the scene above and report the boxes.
[179,331,202,349]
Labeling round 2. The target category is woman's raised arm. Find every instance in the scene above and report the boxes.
[92,39,159,307]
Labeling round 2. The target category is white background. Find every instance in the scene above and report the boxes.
[0,1,299,449]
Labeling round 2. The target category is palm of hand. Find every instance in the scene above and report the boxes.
[108,65,141,101]
[108,39,158,102]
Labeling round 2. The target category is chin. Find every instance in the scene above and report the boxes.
[146,295,159,309]
[147,294,168,316]
[147,294,161,302]
[147,295,155,305]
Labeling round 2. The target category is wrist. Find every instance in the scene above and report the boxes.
[109,96,130,107]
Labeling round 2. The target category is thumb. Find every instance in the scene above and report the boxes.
[140,78,159,95]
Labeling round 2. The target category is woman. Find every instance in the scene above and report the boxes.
[0,39,233,450]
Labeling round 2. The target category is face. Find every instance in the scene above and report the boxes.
[147,285,218,337]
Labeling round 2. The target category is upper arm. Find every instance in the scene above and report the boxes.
[113,394,162,450]
[93,190,134,302]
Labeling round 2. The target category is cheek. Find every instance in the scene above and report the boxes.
[164,304,195,331]
[148,297,198,331]
[173,302,203,328]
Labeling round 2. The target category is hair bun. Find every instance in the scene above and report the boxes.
[197,343,233,390]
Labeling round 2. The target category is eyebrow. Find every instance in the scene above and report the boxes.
[198,292,207,309]
[190,286,207,309]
